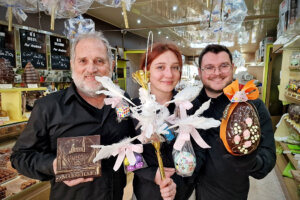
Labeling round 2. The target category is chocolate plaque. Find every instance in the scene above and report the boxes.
[56,135,101,182]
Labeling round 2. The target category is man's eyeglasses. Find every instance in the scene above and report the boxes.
[201,63,232,75]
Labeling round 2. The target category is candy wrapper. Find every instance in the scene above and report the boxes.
[220,80,261,156]
[173,141,196,177]
[123,152,147,173]
[95,76,135,122]
[115,101,131,122]
[221,0,248,33]
[92,136,144,172]
[39,0,93,19]
[63,15,95,41]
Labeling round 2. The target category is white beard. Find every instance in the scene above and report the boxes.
[72,72,104,97]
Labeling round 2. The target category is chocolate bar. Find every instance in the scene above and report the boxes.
[55,135,101,182]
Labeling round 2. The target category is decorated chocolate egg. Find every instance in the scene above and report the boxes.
[221,80,261,156]
[174,151,196,176]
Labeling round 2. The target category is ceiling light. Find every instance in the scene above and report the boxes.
[172,6,177,11]
[137,19,141,24]
[158,31,161,35]
[166,36,169,39]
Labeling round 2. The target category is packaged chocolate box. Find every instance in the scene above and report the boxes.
[56,135,101,182]
[220,80,261,156]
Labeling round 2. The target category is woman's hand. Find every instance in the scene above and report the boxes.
[154,167,177,200]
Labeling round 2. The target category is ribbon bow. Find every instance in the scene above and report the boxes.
[223,80,259,102]
[104,97,122,108]
[112,144,143,171]
[178,101,193,119]
[174,125,210,150]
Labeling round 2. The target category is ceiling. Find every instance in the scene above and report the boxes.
[87,0,281,56]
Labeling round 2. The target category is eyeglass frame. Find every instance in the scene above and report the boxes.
[200,62,233,75]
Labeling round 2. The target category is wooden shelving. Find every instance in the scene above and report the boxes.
[276,33,300,200]
[285,91,300,104]
[276,149,299,200]
[278,142,299,170]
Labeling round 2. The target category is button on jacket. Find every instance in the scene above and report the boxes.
[11,82,135,200]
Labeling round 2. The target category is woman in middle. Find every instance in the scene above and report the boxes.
[132,43,204,200]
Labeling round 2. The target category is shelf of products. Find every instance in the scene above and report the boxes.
[0,140,50,199]
[0,122,27,141]
[284,115,300,136]
[0,87,46,122]
[0,87,50,199]
[276,33,300,200]
[278,142,299,170]
[276,147,299,200]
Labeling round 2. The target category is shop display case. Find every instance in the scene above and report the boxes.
[275,34,300,200]
[0,87,50,199]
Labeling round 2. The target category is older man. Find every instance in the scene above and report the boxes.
[11,32,135,200]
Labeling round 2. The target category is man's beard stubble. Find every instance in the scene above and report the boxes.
[72,73,104,97]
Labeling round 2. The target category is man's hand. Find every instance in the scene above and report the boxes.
[53,158,94,187]
[154,168,176,200]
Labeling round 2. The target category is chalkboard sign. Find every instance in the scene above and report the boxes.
[0,48,15,67]
[0,25,15,67]
[19,29,46,69]
[51,55,70,70]
[21,51,46,69]
[50,35,70,70]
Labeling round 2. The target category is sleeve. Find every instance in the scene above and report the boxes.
[249,99,276,179]
[10,100,56,181]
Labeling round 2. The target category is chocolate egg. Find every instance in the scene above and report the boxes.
[174,151,196,176]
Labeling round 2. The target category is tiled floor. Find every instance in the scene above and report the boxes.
[124,168,286,200]
[248,169,286,200]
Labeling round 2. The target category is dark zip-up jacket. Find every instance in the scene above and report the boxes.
[194,88,276,200]
[11,82,135,200]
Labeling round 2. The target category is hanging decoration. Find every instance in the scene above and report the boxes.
[0,0,39,31]
[39,0,94,30]
[63,15,95,41]
[96,0,136,28]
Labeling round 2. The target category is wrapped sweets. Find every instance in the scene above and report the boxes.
[220,80,261,156]
[123,152,145,172]
[0,58,15,84]
[22,62,40,84]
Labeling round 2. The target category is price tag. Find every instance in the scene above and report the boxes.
[0,116,9,122]
[27,84,38,88]
[0,84,13,89]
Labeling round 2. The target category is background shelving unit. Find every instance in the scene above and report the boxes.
[275,34,300,200]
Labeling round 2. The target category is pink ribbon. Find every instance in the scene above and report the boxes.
[178,101,193,119]
[174,125,210,151]
[104,97,122,108]
[112,144,143,171]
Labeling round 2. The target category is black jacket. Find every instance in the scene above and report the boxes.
[11,82,135,200]
[132,97,205,200]
[194,88,276,200]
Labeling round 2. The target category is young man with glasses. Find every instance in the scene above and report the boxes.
[193,44,276,200]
